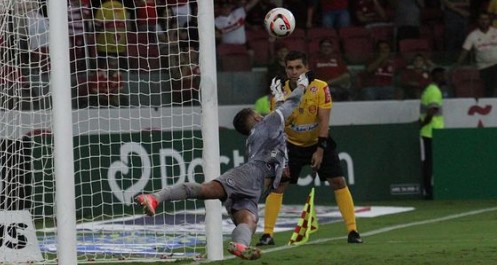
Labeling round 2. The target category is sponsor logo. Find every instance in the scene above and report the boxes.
[0,223,28,249]
[324,86,331,103]
[308,105,317,113]
[290,123,319,132]
[226,178,235,187]
[468,104,492,127]
[316,60,338,68]
[0,211,43,263]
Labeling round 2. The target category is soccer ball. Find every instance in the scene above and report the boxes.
[264,7,296,38]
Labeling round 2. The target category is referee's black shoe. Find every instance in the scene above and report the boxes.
[256,233,275,246]
[347,231,363,243]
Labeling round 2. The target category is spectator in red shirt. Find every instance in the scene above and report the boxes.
[134,0,167,43]
[399,53,434,99]
[361,40,403,100]
[310,38,352,101]
[77,59,129,108]
[68,0,92,72]
[307,0,350,29]
[135,0,158,31]
[0,36,33,110]
[170,43,200,105]
[0,64,31,110]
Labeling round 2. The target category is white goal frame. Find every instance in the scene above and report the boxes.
[48,0,77,263]
[47,0,223,263]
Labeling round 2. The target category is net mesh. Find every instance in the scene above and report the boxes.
[0,0,207,263]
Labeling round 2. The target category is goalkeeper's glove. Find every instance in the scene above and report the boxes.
[297,70,315,89]
[270,76,285,102]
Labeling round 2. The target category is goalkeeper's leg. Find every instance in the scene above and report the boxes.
[228,209,261,260]
[135,181,226,216]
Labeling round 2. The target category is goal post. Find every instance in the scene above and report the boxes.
[197,0,224,261]
[0,0,223,263]
[48,0,78,263]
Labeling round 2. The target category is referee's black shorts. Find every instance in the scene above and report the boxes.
[285,137,344,184]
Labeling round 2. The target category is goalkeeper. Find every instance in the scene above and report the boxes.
[256,50,363,246]
[135,71,313,260]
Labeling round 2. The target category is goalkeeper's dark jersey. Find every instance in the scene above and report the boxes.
[245,86,304,189]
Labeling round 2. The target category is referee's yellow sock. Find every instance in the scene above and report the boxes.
[334,186,358,232]
[263,192,284,236]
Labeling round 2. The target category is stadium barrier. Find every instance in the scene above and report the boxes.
[2,98,496,217]
[28,122,422,218]
[433,128,497,200]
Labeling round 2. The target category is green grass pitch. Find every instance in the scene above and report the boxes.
[94,199,497,265]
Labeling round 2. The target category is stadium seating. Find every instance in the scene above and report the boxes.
[306,28,339,56]
[399,38,431,53]
[286,28,306,40]
[398,38,431,62]
[337,26,374,65]
[248,39,271,66]
[369,24,394,46]
[421,7,444,26]
[338,26,371,40]
[246,29,268,42]
[217,44,252,72]
[280,38,307,53]
[432,23,445,51]
[354,70,367,88]
[307,38,341,57]
[217,43,248,55]
[219,54,252,71]
[306,28,338,40]
[341,37,374,65]
[450,67,485,98]
[420,25,435,48]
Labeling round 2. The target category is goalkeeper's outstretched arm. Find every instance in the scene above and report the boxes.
[274,71,314,120]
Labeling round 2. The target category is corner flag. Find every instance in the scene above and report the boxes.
[288,188,319,245]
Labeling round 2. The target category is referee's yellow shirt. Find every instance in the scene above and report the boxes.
[271,79,332,147]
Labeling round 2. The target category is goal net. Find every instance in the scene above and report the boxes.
[0,0,222,263]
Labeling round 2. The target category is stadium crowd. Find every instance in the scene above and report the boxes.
[1,0,496,109]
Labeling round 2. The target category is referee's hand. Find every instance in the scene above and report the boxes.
[311,148,324,171]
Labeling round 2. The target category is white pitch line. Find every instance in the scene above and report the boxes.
[194,206,497,263]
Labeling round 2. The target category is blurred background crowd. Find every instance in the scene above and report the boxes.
[1,0,495,110]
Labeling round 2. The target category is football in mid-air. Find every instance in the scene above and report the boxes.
[264,7,296,38]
